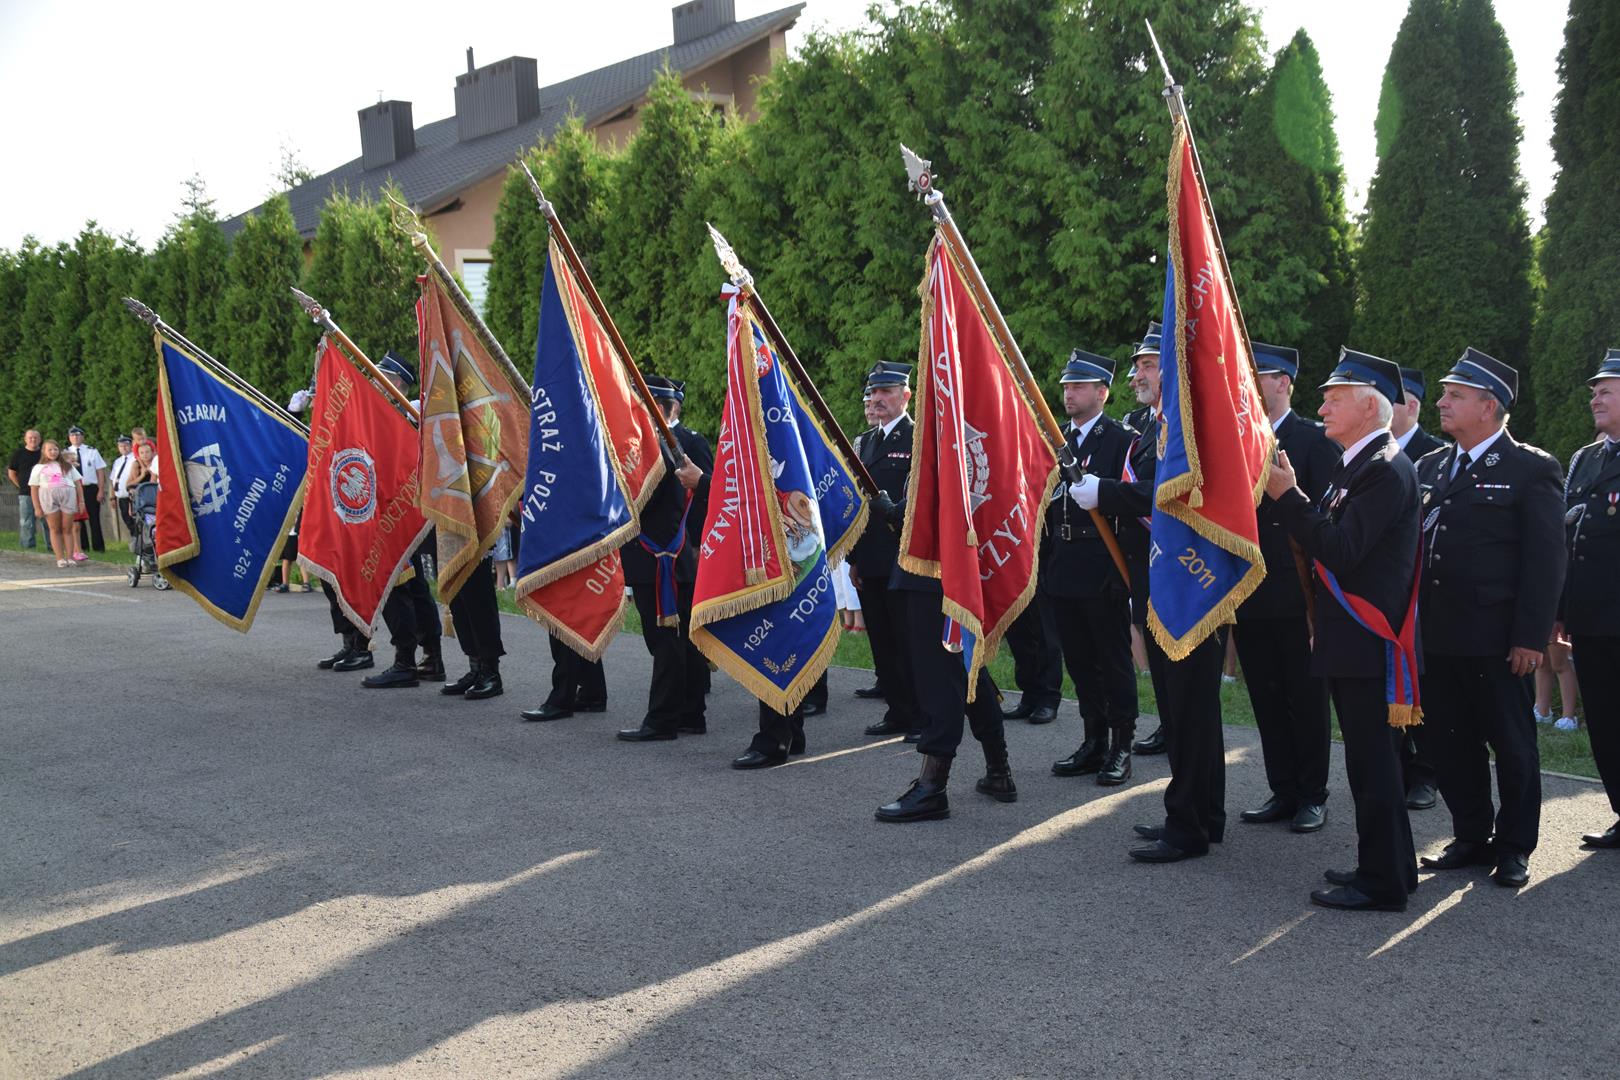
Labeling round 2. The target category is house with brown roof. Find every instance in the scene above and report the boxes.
[226,0,804,311]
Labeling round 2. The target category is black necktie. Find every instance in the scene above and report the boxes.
[1453,451,1472,480]
[1605,441,1618,466]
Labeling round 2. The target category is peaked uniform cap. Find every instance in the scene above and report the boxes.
[1440,347,1517,408]
[1321,347,1405,407]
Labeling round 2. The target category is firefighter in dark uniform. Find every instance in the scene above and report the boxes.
[361,353,445,689]
[1044,349,1139,786]
[1122,323,1167,756]
[850,363,924,742]
[1072,322,1227,861]
[1415,348,1566,888]
[523,635,608,721]
[617,376,712,742]
[1233,342,1339,833]
[1393,365,1445,810]
[1557,349,1620,849]
[1268,350,1422,910]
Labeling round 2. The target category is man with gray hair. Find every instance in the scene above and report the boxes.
[7,429,42,549]
[1266,349,1423,910]
[1414,348,1565,888]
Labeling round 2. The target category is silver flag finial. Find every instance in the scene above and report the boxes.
[518,158,553,217]
[900,143,934,197]
[289,286,324,321]
[122,297,159,327]
[707,223,753,289]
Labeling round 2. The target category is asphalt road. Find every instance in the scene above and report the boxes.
[2,549,1617,1079]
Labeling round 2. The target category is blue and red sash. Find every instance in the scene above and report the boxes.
[1119,437,1153,530]
[1313,546,1423,729]
[637,491,694,628]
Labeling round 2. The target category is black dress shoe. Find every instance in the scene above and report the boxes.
[521,703,573,722]
[1097,748,1131,786]
[1492,852,1530,887]
[1290,804,1327,833]
[854,684,885,700]
[1133,823,1162,841]
[789,732,806,755]
[1129,839,1205,863]
[1001,697,1037,721]
[1133,725,1166,755]
[1052,737,1106,777]
[732,748,787,769]
[575,699,608,713]
[1240,795,1295,824]
[361,662,420,689]
[676,721,707,735]
[1580,821,1620,848]
[318,647,353,670]
[441,669,478,696]
[803,701,827,717]
[864,717,907,737]
[332,651,375,672]
[617,725,677,742]
[1026,704,1058,725]
[1420,840,1494,870]
[1310,885,1406,912]
[1406,782,1438,810]
[875,780,949,822]
[1323,868,1359,886]
[465,671,503,700]
[902,731,921,744]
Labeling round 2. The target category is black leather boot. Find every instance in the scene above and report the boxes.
[466,658,503,700]
[1098,729,1132,786]
[876,754,952,822]
[362,659,421,689]
[1052,725,1106,776]
[318,645,354,670]
[975,742,1018,803]
[415,644,446,682]
[442,660,480,696]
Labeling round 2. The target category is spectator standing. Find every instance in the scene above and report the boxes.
[29,439,82,567]
[8,429,42,549]
[66,426,108,552]
[108,435,136,536]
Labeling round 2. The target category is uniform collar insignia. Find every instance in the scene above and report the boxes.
[1484,451,1501,467]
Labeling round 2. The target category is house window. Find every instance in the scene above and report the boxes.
[456,249,493,316]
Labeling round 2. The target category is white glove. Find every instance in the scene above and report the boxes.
[1068,475,1100,510]
[287,389,313,414]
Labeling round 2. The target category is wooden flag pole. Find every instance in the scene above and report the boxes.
[516,161,685,464]
[290,287,421,422]
[705,224,882,501]
[898,146,1132,590]
[122,297,311,436]
[1147,22,1314,628]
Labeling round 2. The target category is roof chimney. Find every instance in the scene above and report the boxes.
[454,55,539,141]
[358,100,415,170]
[672,0,735,46]
[466,47,475,73]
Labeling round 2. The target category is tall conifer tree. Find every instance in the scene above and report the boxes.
[1528,0,1620,461]
[220,194,304,400]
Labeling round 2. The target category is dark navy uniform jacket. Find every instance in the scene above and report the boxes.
[1400,425,1445,463]
[1241,410,1340,622]
[1560,438,1620,637]
[1415,432,1566,656]
[622,423,713,587]
[1039,413,1134,600]
[1096,410,1159,626]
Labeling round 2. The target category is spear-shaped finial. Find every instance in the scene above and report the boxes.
[1144,21,1186,116]
[517,158,553,218]
[123,297,159,327]
[707,223,753,290]
[899,143,934,198]
[290,286,326,323]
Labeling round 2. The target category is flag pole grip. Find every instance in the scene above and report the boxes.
[290,288,421,422]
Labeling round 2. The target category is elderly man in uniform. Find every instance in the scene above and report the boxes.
[108,435,136,537]
[66,426,108,553]
[850,363,924,743]
[1391,365,1446,811]
[1045,349,1138,786]
[1415,348,1565,888]
[1233,342,1340,834]
[1267,350,1423,910]
[1072,322,1228,861]
[1555,349,1620,849]
[1120,324,1167,756]
[360,354,446,690]
[617,376,712,743]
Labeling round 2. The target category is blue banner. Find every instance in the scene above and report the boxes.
[155,338,308,631]
[691,312,866,714]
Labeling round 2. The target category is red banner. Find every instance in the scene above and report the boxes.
[899,235,1058,696]
[298,339,430,632]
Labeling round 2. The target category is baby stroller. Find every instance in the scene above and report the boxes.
[127,481,171,590]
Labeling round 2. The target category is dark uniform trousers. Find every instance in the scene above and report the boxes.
[1417,434,1565,857]
[1232,618,1330,806]
[751,702,806,756]
[449,556,505,664]
[904,589,1005,760]
[1399,427,1446,795]
[80,483,105,552]
[1145,630,1226,852]
[321,580,369,651]
[804,670,828,711]
[547,632,606,708]
[1054,594,1136,737]
[1573,635,1620,817]
[1561,439,1620,818]
[857,582,920,732]
[1423,654,1541,854]
[380,542,441,664]
[631,580,706,733]
[1003,595,1063,711]
[1331,677,1419,900]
